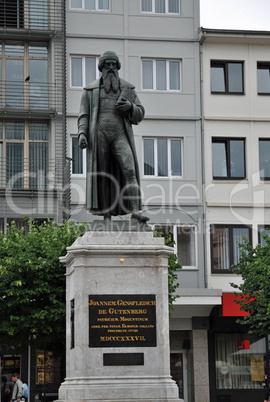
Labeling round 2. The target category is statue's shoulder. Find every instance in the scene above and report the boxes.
[84,78,100,90]
[120,78,135,90]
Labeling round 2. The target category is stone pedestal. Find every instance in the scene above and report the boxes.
[56,227,182,402]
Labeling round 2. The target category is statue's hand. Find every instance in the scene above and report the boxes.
[116,98,132,112]
[78,133,88,149]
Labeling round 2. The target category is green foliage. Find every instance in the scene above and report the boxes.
[230,232,270,335]
[154,230,181,311]
[0,218,87,350]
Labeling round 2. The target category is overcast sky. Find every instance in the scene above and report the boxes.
[200,0,270,31]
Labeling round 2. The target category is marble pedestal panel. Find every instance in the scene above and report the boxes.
[55,228,182,402]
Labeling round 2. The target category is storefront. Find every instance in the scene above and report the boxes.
[209,295,269,402]
[0,345,64,402]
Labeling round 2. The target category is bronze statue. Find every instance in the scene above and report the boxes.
[78,50,148,223]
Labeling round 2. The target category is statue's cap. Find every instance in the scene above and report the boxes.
[98,50,121,71]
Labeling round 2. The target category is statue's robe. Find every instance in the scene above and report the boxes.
[78,78,144,216]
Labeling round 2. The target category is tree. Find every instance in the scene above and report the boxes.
[0,219,87,350]
[154,230,181,311]
[230,232,270,335]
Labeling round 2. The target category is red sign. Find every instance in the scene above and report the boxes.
[238,340,250,350]
[222,293,249,317]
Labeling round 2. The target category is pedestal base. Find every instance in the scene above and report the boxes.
[56,375,182,401]
[55,230,182,402]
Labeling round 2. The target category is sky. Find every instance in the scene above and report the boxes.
[200,0,270,31]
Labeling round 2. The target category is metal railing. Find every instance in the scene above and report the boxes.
[0,0,64,32]
[0,157,66,190]
[0,80,62,113]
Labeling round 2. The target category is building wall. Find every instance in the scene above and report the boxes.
[0,0,68,228]
[67,0,204,292]
[201,29,270,402]
[202,32,270,291]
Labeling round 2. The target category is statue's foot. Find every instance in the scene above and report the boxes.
[131,212,150,223]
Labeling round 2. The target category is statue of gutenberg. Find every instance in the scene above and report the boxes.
[78,50,148,222]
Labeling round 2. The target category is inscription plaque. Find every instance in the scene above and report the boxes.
[103,353,144,366]
[89,294,156,348]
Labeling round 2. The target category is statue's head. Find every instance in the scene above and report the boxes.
[98,50,121,72]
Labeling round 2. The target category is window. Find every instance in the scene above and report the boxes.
[257,62,270,94]
[70,0,109,11]
[141,0,179,14]
[36,350,54,384]
[0,218,48,235]
[29,0,48,30]
[71,56,99,87]
[259,139,270,180]
[0,218,4,233]
[1,356,20,380]
[143,138,182,177]
[155,225,197,268]
[176,226,196,267]
[7,218,30,234]
[258,225,270,245]
[211,225,251,272]
[0,0,24,28]
[211,61,244,94]
[71,136,85,175]
[215,333,266,390]
[0,120,49,190]
[212,138,245,179]
[0,41,49,110]
[0,0,48,30]
[142,59,180,91]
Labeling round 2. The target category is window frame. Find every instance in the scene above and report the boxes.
[70,0,110,11]
[70,55,99,88]
[173,225,197,269]
[212,138,246,180]
[70,135,86,177]
[141,58,181,92]
[259,138,270,180]
[0,40,49,109]
[210,224,252,274]
[210,60,244,95]
[0,120,49,190]
[257,62,270,95]
[258,225,270,245]
[154,224,197,269]
[141,0,180,14]
[143,137,183,178]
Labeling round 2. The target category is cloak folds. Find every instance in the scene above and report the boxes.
[78,78,144,216]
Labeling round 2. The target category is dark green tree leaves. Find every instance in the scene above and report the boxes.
[231,232,270,335]
[0,219,87,349]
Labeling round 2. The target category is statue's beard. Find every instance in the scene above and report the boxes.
[102,69,120,93]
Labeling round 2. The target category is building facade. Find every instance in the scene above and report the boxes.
[200,28,270,402]
[67,1,203,401]
[1,3,270,402]
[0,1,68,401]
[0,0,69,234]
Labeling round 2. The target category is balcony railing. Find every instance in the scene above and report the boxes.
[0,80,62,113]
[0,157,67,191]
[0,0,64,33]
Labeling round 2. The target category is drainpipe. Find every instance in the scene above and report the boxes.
[199,29,208,288]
